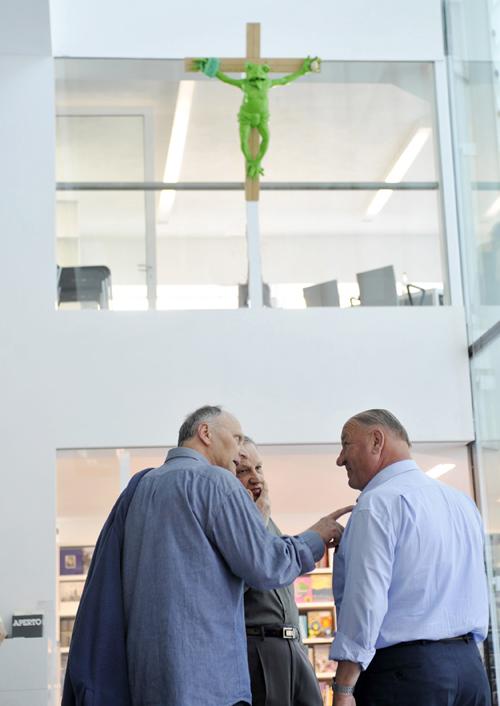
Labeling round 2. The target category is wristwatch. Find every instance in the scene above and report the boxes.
[332,681,355,696]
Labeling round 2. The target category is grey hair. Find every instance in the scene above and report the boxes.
[350,409,411,446]
[178,405,223,446]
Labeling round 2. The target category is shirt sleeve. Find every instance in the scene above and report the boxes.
[208,484,325,590]
[330,507,396,670]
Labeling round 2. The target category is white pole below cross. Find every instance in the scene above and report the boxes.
[246,202,263,308]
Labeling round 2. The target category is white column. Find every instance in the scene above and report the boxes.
[0,2,57,704]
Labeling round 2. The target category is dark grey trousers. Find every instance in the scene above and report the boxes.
[247,636,323,706]
[355,638,491,706]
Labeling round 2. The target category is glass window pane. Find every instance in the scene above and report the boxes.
[260,190,443,308]
[56,191,149,310]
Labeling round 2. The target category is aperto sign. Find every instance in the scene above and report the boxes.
[11,614,43,638]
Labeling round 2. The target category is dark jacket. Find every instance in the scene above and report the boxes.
[61,467,152,706]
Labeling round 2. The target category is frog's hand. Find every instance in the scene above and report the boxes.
[304,56,321,73]
[193,57,220,77]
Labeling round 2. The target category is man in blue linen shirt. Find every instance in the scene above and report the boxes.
[122,405,348,706]
[330,408,490,706]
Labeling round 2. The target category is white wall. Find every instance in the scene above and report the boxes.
[49,0,444,61]
[54,307,474,449]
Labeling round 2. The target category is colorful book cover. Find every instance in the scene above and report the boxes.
[307,609,333,638]
[314,643,337,674]
[299,614,308,641]
[60,547,84,575]
[311,573,333,602]
[294,574,313,603]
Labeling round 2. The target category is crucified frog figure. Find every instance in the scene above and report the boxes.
[195,57,320,179]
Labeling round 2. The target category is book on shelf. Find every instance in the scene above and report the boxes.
[314,643,337,674]
[319,681,333,706]
[294,574,313,603]
[60,547,84,575]
[307,647,315,668]
[307,609,334,638]
[315,549,329,569]
[60,579,85,603]
[310,573,333,602]
[82,546,94,574]
[60,617,75,648]
[299,614,308,641]
[59,545,94,576]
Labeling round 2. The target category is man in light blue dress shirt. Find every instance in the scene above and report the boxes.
[330,409,491,706]
[122,405,348,706]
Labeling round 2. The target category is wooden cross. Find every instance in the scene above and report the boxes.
[185,22,306,202]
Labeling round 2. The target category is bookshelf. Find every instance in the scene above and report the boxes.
[294,549,335,706]
[57,546,95,688]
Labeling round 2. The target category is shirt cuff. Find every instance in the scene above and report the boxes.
[330,631,375,671]
[298,530,325,564]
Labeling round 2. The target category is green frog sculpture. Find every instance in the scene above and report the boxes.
[194,56,321,179]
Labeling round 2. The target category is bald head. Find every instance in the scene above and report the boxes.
[337,409,411,490]
[178,405,244,474]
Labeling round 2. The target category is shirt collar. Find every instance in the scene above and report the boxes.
[360,459,419,496]
[165,447,209,464]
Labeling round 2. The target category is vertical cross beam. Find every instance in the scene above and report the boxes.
[246,23,260,202]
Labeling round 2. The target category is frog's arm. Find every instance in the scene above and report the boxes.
[194,58,243,88]
[271,56,320,87]
[215,71,244,88]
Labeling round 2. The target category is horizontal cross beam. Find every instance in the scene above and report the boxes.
[184,58,305,73]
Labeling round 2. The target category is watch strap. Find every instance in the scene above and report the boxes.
[332,681,355,696]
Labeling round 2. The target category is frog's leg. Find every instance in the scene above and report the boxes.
[256,121,270,164]
[239,122,253,165]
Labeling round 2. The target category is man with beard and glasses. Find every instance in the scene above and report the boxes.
[236,436,327,706]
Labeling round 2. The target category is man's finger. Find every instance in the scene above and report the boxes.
[331,505,354,520]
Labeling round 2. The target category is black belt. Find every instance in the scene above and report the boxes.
[385,633,473,649]
[246,625,299,640]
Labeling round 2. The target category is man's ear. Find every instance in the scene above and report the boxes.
[372,428,384,453]
[197,422,211,447]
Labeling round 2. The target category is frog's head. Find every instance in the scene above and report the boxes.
[245,62,270,86]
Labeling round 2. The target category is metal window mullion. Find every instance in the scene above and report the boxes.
[434,59,465,306]
[143,111,157,310]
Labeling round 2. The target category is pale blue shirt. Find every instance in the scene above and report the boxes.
[331,460,489,670]
[123,447,324,706]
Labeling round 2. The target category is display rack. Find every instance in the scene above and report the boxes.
[294,549,335,706]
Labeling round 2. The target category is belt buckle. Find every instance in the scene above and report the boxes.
[283,627,295,639]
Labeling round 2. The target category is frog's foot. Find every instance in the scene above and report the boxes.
[246,160,264,179]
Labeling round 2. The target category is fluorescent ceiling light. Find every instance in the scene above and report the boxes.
[485,195,500,219]
[425,463,456,479]
[158,81,195,223]
[366,127,432,219]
